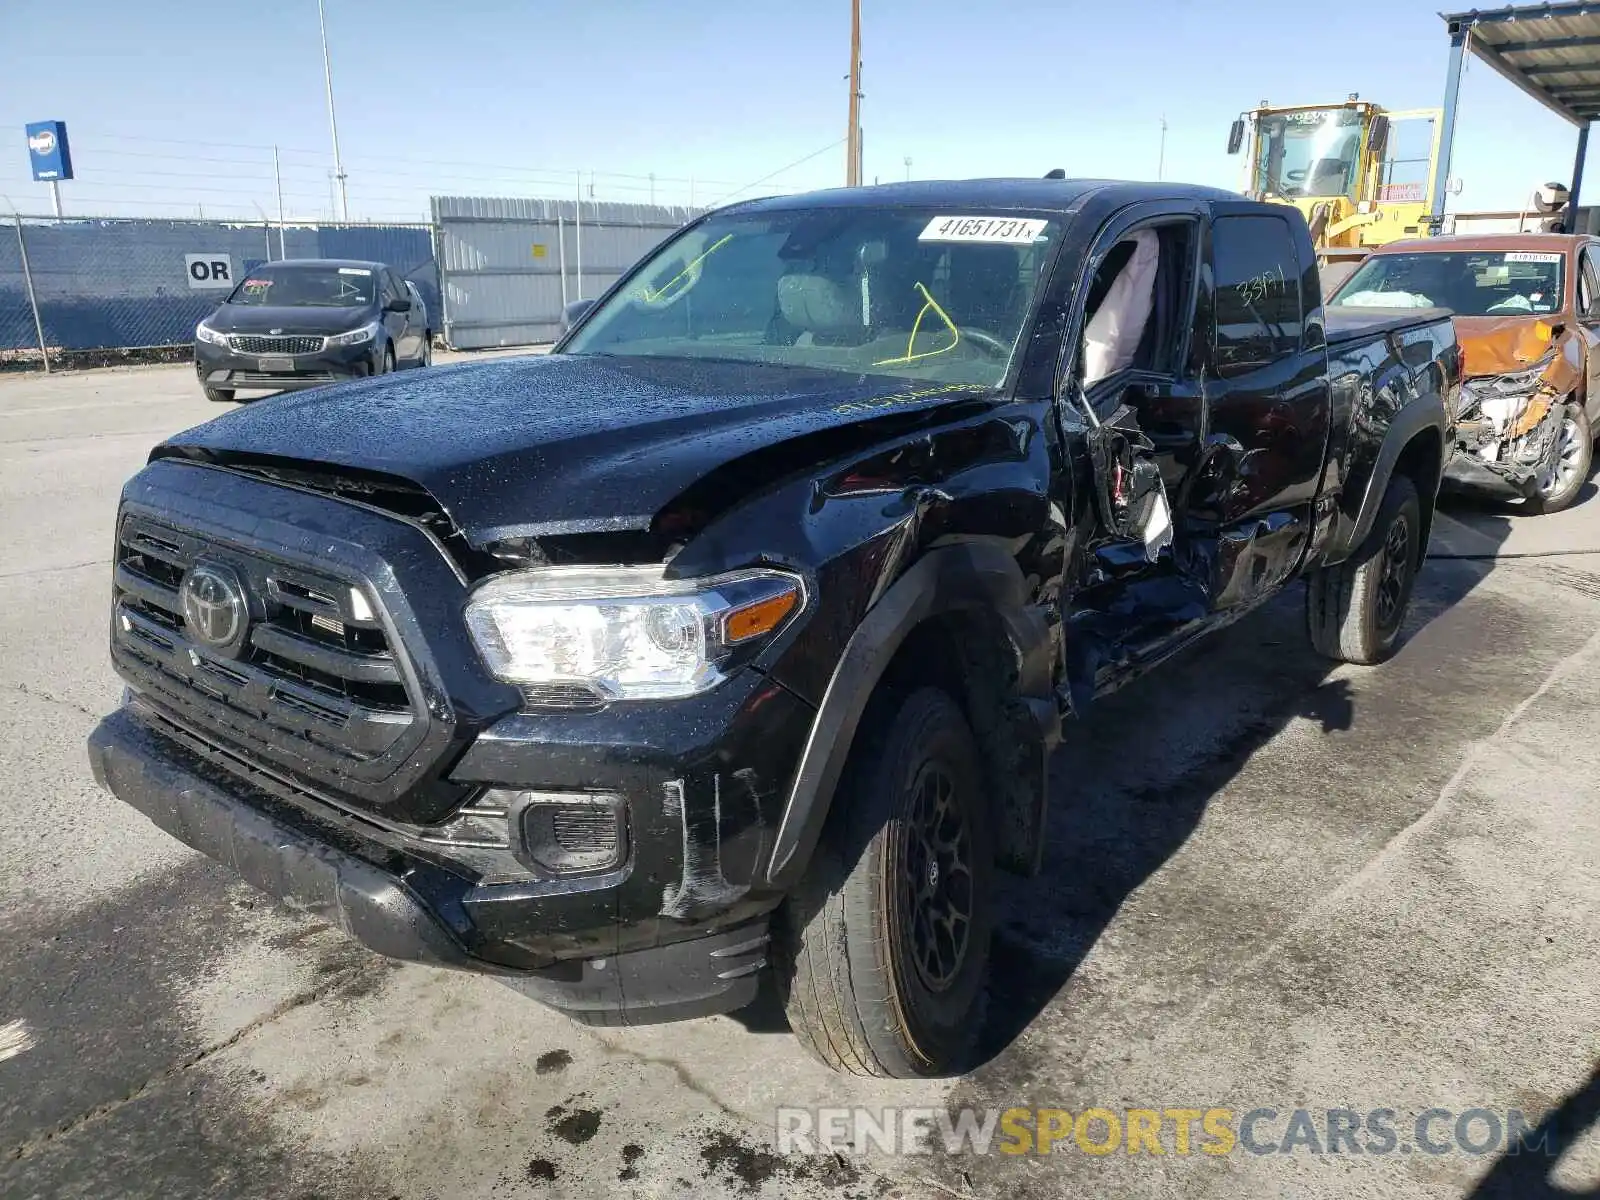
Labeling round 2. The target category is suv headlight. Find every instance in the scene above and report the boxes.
[327,320,382,347]
[464,565,806,701]
[195,321,229,347]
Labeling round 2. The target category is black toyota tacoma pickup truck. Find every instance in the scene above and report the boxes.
[88,180,1458,1078]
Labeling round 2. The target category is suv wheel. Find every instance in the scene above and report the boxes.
[776,686,993,1078]
[1307,473,1421,665]
[1527,403,1592,514]
[380,344,396,375]
[419,335,433,367]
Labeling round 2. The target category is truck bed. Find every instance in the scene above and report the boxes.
[1324,305,1454,347]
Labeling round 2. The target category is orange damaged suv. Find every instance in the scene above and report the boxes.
[1331,234,1598,513]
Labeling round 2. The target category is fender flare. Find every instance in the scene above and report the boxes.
[1328,394,1448,566]
[764,540,1058,889]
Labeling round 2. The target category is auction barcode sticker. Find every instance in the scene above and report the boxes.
[920,216,1049,244]
[1504,252,1564,263]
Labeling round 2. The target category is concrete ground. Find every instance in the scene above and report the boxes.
[0,361,1597,1200]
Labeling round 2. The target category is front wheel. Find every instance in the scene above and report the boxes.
[418,334,433,368]
[378,344,395,375]
[1307,473,1421,665]
[1527,403,1592,514]
[776,687,993,1078]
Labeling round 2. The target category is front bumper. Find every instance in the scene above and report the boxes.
[87,704,776,1024]
[195,338,380,391]
[1444,400,1563,500]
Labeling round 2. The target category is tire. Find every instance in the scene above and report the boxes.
[203,385,234,403]
[418,334,433,368]
[775,686,994,1078]
[1526,403,1591,515]
[1307,473,1421,665]
[379,344,396,375]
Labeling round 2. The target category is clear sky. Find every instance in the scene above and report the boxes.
[0,0,1593,222]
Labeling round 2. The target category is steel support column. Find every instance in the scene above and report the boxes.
[1571,121,1592,231]
[1431,28,1471,228]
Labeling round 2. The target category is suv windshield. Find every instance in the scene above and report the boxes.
[562,207,1060,387]
[1255,108,1364,200]
[1332,250,1565,316]
[227,264,376,307]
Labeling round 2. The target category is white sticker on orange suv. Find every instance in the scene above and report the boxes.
[1505,252,1564,263]
[919,216,1048,244]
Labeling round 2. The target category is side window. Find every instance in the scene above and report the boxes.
[1580,249,1600,317]
[1077,220,1197,387]
[1211,215,1303,375]
[385,270,406,305]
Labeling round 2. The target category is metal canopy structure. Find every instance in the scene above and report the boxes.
[1434,3,1600,224]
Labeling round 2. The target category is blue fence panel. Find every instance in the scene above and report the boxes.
[0,218,438,353]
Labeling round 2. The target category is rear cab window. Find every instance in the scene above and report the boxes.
[1210,214,1304,374]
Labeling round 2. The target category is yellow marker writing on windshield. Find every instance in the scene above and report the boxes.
[637,234,735,305]
[873,282,961,366]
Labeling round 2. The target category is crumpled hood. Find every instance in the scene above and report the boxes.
[1453,315,1571,379]
[158,353,992,546]
[206,303,377,336]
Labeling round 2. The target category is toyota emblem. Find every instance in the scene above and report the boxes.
[180,563,249,657]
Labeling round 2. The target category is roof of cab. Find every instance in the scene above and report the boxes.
[1364,233,1591,256]
[726,178,1243,215]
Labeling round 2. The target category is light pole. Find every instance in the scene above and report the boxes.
[318,0,349,221]
[1158,115,1168,181]
[904,156,912,181]
[846,0,862,186]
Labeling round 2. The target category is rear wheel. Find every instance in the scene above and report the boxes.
[1307,473,1421,665]
[418,335,433,367]
[203,385,234,403]
[776,687,993,1078]
[1527,403,1591,514]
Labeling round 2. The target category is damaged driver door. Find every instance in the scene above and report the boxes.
[1060,204,1213,693]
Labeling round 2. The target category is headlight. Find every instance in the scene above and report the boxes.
[464,565,806,701]
[195,321,228,347]
[327,320,381,347]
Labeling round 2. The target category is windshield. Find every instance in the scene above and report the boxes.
[1254,108,1365,200]
[227,264,376,307]
[1332,250,1566,316]
[562,208,1060,387]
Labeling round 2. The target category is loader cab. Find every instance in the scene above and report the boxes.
[1229,100,1442,257]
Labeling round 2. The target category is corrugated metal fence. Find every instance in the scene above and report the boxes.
[432,196,699,348]
[1,216,439,357]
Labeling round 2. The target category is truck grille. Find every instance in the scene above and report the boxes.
[111,515,416,772]
[228,334,324,355]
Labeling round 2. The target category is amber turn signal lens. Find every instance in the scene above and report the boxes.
[723,589,799,644]
[1534,321,1554,343]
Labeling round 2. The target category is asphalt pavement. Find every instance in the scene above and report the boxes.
[1,360,1597,1200]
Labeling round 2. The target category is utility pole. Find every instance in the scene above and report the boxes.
[846,0,862,186]
[1158,115,1168,181]
[318,0,349,221]
[273,145,287,258]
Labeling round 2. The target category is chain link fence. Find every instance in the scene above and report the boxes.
[1,215,439,369]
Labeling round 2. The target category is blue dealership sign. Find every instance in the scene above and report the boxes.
[25,121,73,181]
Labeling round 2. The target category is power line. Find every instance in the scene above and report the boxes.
[707,140,846,206]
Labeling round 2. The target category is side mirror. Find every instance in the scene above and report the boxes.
[560,297,597,335]
[1368,115,1390,162]
[383,296,411,313]
[1227,119,1246,156]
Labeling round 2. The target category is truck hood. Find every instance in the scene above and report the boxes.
[158,353,993,547]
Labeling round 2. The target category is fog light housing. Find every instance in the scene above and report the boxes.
[515,792,628,875]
